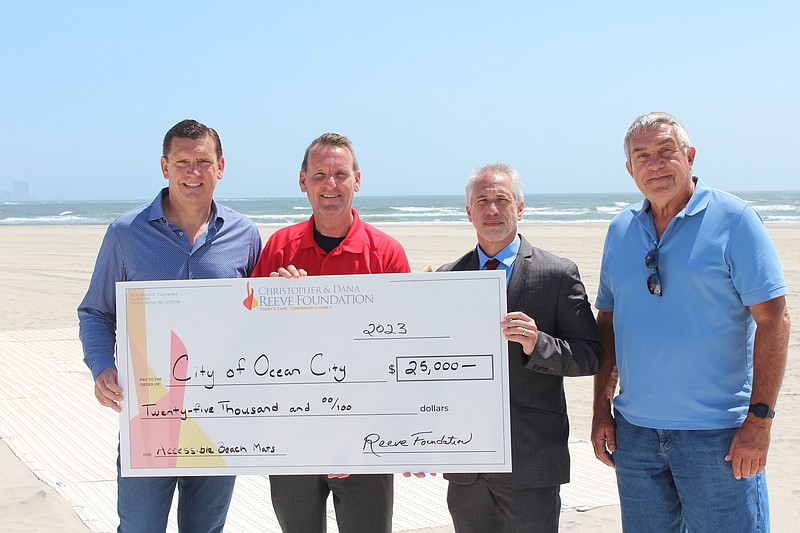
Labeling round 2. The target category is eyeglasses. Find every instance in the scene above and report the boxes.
[645,247,662,297]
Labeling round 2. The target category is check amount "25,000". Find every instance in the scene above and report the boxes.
[390,355,495,381]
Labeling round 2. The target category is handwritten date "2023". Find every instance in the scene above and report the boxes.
[362,322,407,337]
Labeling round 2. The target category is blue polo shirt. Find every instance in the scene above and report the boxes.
[78,188,262,380]
[596,178,786,429]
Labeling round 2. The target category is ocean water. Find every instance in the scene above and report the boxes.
[1,191,799,226]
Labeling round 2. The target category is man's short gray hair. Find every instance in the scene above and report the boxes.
[624,112,692,162]
[465,163,524,204]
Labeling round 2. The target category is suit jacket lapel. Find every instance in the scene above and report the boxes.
[459,250,480,271]
[507,237,534,311]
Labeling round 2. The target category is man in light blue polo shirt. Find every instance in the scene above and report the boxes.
[591,112,790,532]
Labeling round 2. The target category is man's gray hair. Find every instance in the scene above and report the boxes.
[466,163,524,204]
[624,112,692,162]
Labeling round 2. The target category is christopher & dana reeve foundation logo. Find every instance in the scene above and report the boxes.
[242,280,375,311]
[242,281,257,310]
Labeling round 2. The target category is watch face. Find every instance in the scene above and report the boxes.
[750,403,774,418]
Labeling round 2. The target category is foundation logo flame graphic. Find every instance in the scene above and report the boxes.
[242,281,258,310]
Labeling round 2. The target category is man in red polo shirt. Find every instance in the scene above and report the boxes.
[252,132,409,532]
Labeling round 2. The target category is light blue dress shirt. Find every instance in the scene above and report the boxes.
[476,234,520,286]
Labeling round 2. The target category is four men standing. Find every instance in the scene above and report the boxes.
[78,115,790,532]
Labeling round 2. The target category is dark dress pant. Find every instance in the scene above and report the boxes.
[447,474,560,533]
[270,474,393,533]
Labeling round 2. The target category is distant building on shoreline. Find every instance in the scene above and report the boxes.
[0,180,32,201]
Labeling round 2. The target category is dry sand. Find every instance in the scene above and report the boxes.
[1,223,797,532]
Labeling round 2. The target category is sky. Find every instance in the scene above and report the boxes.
[1,0,798,201]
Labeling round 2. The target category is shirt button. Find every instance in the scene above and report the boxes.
[178,231,184,236]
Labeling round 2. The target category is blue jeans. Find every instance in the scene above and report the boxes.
[613,411,769,532]
[116,452,235,532]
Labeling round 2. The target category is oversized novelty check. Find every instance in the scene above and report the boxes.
[117,271,510,477]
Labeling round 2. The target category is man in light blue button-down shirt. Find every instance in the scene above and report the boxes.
[78,119,261,532]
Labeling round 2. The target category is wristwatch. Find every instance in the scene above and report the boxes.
[748,403,776,419]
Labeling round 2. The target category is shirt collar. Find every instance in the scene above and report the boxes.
[682,176,711,216]
[477,234,520,269]
[300,209,364,252]
[147,187,221,228]
[148,188,169,223]
[631,176,710,226]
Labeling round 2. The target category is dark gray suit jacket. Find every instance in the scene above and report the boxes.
[438,235,601,488]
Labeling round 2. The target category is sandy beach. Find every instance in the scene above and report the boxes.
[1,223,797,532]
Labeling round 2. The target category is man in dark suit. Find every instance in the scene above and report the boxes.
[438,163,602,532]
